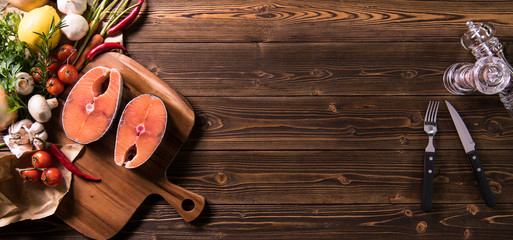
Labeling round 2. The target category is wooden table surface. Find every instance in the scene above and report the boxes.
[2,0,513,239]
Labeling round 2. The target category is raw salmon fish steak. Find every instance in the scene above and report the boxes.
[114,94,168,168]
[62,66,123,144]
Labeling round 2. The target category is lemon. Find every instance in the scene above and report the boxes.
[18,5,61,52]
[7,0,49,12]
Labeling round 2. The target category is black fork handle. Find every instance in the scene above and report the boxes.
[422,151,435,212]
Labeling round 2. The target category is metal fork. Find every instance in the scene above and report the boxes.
[422,101,439,212]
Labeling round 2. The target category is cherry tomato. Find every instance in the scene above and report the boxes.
[46,76,65,95]
[30,67,43,83]
[58,64,79,84]
[46,56,60,75]
[57,44,78,64]
[20,168,42,184]
[32,150,52,168]
[41,167,63,187]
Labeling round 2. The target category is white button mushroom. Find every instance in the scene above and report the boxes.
[61,14,89,41]
[14,72,34,95]
[57,0,87,15]
[28,94,58,123]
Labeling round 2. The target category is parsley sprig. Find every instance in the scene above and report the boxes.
[0,12,35,117]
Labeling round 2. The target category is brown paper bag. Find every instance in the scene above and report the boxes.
[0,144,83,227]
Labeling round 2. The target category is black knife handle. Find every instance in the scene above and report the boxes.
[422,151,435,212]
[466,150,496,208]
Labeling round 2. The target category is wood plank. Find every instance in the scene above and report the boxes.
[128,0,513,43]
[167,150,513,204]
[2,203,513,239]
[182,96,513,150]
[127,42,478,96]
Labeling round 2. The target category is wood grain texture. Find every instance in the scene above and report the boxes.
[165,150,513,205]
[183,96,513,150]
[126,42,476,96]
[2,203,513,240]
[128,0,513,43]
[2,0,513,239]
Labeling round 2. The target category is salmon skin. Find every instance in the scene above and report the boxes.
[62,66,123,144]
[114,94,168,169]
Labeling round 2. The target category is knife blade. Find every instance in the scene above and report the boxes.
[445,100,496,207]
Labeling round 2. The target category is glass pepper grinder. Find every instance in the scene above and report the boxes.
[443,21,513,116]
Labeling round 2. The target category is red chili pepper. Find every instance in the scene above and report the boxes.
[107,0,144,36]
[48,143,101,182]
[86,42,128,61]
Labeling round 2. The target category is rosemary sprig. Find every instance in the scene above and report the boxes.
[32,17,66,96]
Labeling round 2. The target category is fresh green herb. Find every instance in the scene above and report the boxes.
[32,17,66,96]
[0,12,35,117]
[0,12,64,119]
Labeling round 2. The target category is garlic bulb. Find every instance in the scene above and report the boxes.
[57,0,87,15]
[3,119,49,158]
[61,14,89,41]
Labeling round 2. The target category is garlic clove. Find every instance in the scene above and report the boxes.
[33,138,46,150]
[34,130,48,141]
[3,134,33,158]
[9,119,32,135]
[8,119,32,145]
[30,121,45,133]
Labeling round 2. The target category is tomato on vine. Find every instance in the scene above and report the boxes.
[41,167,63,187]
[57,44,78,64]
[30,67,43,83]
[46,56,60,75]
[32,150,52,168]
[19,168,42,184]
[46,76,64,95]
[58,64,78,84]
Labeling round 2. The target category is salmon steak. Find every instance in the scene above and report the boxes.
[114,94,168,169]
[62,66,123,144]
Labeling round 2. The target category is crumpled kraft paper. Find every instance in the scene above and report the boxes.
[0,144,83,227]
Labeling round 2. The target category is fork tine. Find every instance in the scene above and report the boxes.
[429,102,435,123]
[432,101,440,122]
[425,101,433,122]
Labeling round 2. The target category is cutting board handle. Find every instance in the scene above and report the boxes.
[155,181,205,222]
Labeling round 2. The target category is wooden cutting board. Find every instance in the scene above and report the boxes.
[51,53,204,240]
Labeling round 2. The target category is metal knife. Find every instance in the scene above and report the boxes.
[445,100,496,207]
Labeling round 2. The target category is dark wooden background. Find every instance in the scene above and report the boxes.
[2,0,513,239]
